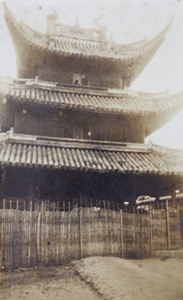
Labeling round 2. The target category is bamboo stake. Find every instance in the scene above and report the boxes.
[16,199,19,211]
[37,212,41,264]
[120,209,123,258]
[149,207,153,257]
[166,199,170,250]
[79,207,83,259]
[105,203,109,255]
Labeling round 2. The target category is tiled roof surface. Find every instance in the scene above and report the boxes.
[49,36,107,58]
[0,139,183,175]
[47,34,161,60]
[2,83,183,115]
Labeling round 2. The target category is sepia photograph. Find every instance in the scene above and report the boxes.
[0,0,183,299]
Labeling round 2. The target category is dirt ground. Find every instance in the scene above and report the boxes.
[0,264,102,300]
[0,257,183,300]
[74,257,183,300]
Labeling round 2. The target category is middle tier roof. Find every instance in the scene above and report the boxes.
[1,78,183,116]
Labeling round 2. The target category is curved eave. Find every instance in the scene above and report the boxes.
[144,92,183,137]
[1,81,183,118]
[3,3,172,84]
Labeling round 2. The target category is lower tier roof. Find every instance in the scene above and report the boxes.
[0,131,183,176]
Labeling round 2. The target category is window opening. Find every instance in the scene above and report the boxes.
[73,125,91,140]
[73,73,89,86]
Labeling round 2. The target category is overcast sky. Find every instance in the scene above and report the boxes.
[0,0,183,149]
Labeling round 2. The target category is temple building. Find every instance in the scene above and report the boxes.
[1,3,183,209]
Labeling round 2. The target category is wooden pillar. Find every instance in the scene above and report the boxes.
[172,188,176,208]
[155,192,160,209]
[166,199,170,250]
[131,184,137,207]
[119,77,123,89]
[28,170,35,201]
[3,199,5,209]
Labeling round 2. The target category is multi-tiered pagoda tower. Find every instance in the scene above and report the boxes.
[1,3,183,209]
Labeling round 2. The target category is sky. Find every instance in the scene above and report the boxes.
[0,0,183,149]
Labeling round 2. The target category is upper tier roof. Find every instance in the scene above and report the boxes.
[0,130,183,176]
[1,77,183,136]
[3,3,172,86]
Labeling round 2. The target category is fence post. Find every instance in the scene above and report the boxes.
[37,212,41,264]
[0,203,2,269]
[137,208,140,258]
[120,209,123,258]
[16,199,19,211]
[105,201,109,255]
[180,208,183,248]
[166,199,170,250]
[30,201,32,212]
[79,207,83,259]
[68,202,71,259]
[149,207,153,257]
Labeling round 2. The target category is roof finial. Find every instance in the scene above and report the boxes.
[93,14,107,40]
[93,14,105,27]
[75,16,80,28]
[46,7,60,35]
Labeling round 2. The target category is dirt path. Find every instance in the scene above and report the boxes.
[74,257,183,300]
[1,257,183,300]
[0,264,103,300]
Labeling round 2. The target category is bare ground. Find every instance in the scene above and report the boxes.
[74,256,183,300]
[0,257,183,300]
[0,264,103,300]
